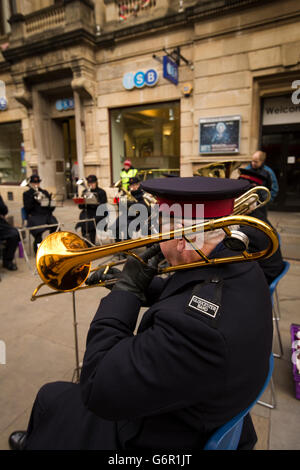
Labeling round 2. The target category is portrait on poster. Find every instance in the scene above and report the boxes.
[199,116,241,154]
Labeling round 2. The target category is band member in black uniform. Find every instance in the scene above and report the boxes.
[0,194,19,270]
[127,176,151,238]
[238,168,285,284]
[9,176,273,451]
[22,175,58,254]
[76,175,107,245]
[112,176,150,243]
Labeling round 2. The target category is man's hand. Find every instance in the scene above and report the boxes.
[112,244,162,304]
[85,266,122,289]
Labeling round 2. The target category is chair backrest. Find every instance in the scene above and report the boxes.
[269,261,290,297]
[21,207,28,221]
[204,354,274,450]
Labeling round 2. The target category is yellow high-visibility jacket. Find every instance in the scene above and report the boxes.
[120,167,138,191]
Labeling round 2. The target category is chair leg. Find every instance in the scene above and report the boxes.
[273,312,284,359]
[257,377,276,409]
[274,287,281,321]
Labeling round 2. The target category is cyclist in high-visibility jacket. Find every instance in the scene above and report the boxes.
[120,160,138,192]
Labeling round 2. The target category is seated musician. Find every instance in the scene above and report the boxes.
[111,176,150,244]
[0,194,19,271]
[238,168,285,285]
[22,175,58,254]
[9,176,273,450]
[76,175,107,245]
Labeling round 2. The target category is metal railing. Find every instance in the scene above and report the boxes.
[118,0,157,21]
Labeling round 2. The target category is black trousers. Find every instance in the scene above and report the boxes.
[0,219,20,263]
[23,381,256,450]
[24,382,119,450]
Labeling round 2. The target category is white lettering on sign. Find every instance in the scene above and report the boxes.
[123,69,159,90]
[291,80,300,105]
[263,96,300,125]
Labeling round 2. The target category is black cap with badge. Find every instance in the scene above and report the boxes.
[238,168,268,186]
[29,175,41,183]
[87,175,97,183]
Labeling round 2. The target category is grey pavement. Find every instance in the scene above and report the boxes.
[0,199,299,450]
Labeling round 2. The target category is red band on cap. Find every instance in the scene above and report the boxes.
[156,196,235,218]
[239,174,263,185]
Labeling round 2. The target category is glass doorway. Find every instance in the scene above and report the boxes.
[61,118,77,198]
[261,124,300,211]
[0,121,23,183]
[110,101,180,184]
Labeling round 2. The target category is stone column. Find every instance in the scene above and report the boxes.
[31,90,56,189]
[74,91,85,179]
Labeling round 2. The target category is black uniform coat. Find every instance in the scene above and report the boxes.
[77,187,107,233]
[23,187,58,236]
[0,195,20,261]
[24,246,273,450]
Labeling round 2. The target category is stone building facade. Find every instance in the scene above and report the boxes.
[0,0,300,209]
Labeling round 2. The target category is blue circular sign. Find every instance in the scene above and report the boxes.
[0,97,7,111]
[67,98,74,109]
[56,98,74,111]
[145,69,159,87]
[123,72,135,90]
[62,99,69,110]
[123,69,159,90]
[55,100,63,111]
[134,71,145,88]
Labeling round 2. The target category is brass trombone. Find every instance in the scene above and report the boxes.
[233,186,270,215]
[31,206,278,300]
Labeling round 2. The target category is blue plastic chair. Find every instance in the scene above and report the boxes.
[204,354,274,450]
[21,207,28,227]
[270,261,290,359]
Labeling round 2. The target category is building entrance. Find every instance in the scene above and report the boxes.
[54,117,77,198]
[110,101,180,184]
[261,124,300,211]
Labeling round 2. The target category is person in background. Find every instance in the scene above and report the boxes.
[23,175,58,254]
[76,175,107,245]
[246,150,279,203]
[71,161,79,195]
[0,194,19,271]
[120,159,138,192]
[111,176,150,244]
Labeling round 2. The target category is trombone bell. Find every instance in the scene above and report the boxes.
[35,214,279,296]
[36,232,91,292]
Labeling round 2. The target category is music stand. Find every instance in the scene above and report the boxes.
[71,291,81,383]
[73,196,98,243]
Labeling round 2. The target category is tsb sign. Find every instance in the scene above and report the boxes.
[123,69,159,90]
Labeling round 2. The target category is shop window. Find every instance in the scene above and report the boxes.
[0,121,23,183]
[110,101,180,183]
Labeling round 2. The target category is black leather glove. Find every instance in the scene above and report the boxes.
[112,244,162,304]
[85,266,122,288]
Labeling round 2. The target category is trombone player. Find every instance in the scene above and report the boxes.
[9,176,273,450]
[22,174,58,254]
[75,175,107,245]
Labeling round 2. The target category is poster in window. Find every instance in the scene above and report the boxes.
[199,116,241,154]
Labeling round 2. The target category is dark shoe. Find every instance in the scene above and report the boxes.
[8,431,27,450]
[3,261,18,271]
